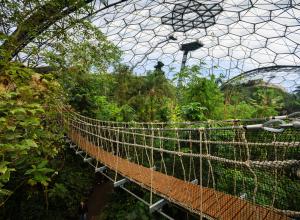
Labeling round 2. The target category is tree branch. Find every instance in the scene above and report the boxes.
[0,0,93,66]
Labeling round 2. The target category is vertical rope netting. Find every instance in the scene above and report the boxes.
[95,121,100,169]
[237,129,246,198]
[85,120,91,156]
[125,129,130,160]
[87,119,92,154]
[190,130,197,182]
[187,130,192,211]
[87,118,92,145]
[91,120,96,145]
[199,129,203,220]
[126,130,131,161]
[78,118,83,151]
[133,128,140,165]
[141,126,144,165]
[104,122,110,154]
[233,129,237,195]
[83,117,88,152]
[172,129,177,177]
[158,128,167,175]
[122,132,131,161]
[242,130,258,203]
[103,122,111,168]
[204,129,216,189]
[205,127,220,217]
[143,126,151,168]
[73,118,78,147]
[139,125,146,166]
[272,133,278,207]
[82,117,87,152]
[77,120,81,149]
[80,119,84,149]
[88,119,93,153]
[176,128,186,181]
[132,127,143,181]
[114,128,120,183]
[150,123,154,205]
[120,130,126,158]
[243,129,258,219]
[123,124,132,179]
[108,122,114,155]
[188,130,192,182]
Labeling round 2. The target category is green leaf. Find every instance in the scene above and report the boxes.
[10,108,26,115]
[37,160,48,169]
[38,168,54,173]
[20,117,40,126]
[6,125,16,131]
[0,188,12,196]
[0,166,7,174]
[5,133,22,141]
[41,180,49,187]
[23,139,38,148]
[28,179,37,186]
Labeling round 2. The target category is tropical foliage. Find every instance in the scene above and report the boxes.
[0,1,299,219]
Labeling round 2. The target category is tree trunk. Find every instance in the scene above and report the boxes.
[0,0,93,70]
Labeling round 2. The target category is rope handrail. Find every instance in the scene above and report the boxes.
[66,111,300,132]
[68,117,300,148]
[68,118,300,168]
[62,106,300,126]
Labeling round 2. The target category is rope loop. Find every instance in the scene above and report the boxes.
[293,120,300,128]
[288,111,300,119]
[177,152,183,157]
[263,119,286,133]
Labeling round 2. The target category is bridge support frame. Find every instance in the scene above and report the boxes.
[65,137,71,143]
[83,157,92,163]
[95,166,106,173]
[150,199,167,213]
[191,179,198,184]
[75,150,84,155]
[114,178,128,187]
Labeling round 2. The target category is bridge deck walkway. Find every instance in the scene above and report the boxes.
[69,131,289,220]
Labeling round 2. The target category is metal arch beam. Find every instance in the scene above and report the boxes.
[82,0,129,20]
[221,65,300,90]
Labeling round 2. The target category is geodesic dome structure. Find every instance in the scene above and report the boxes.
[91,0,300,92]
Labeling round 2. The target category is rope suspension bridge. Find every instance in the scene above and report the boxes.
[61,109,300,220]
